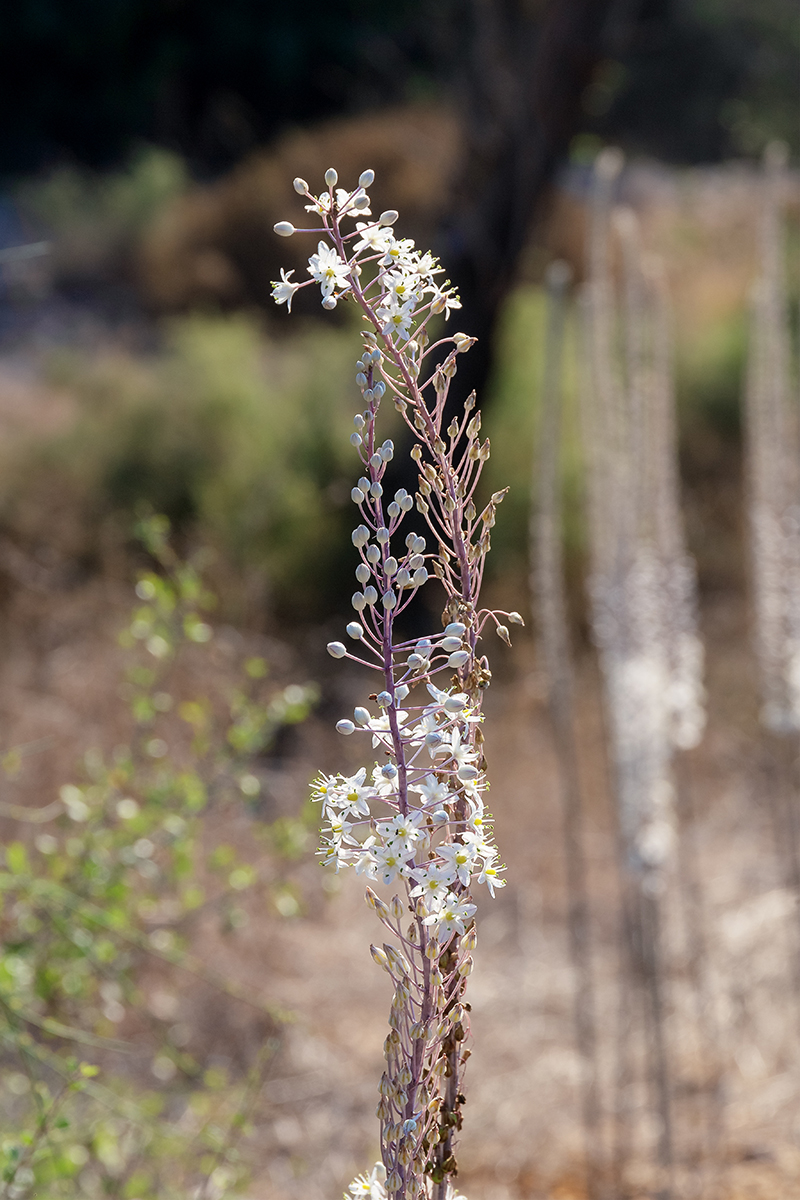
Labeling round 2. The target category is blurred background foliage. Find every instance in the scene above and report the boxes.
[0,0,795,625]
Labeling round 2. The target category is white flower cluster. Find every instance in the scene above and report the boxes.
[271,167,461,332]
[313,673,504,933]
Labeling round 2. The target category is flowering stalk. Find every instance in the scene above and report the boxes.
[272,168,519,1200]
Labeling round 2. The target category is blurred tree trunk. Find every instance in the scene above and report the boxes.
[440,0,628,407]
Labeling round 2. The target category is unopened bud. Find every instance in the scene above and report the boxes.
[370,944,391,972]
[391,895,405,920]
[273,221,295,237]
[324,167,338,187]
[508,611,525,625]
[496,624,511,646]
[458,955,474,977]
[441,637,462,652]
[354,706,371,724]
[448,650,470,668]
[359,169,375,187]
[336,719,355,735]
[292,178,308,194]
[322,296,337,310]
[445,622,466,636]
[346,621,364,639]
[379,210,399,226]
[327,641,346,658]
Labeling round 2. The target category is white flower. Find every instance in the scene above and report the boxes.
[377,297,417,342]
[349,1162,387,1200]
[434,727,478,775]
[384,271,423,306]
[430,287,463,319]
[304,191,332,215]
[307,241,352,299]
[376,810,425,853]
[423,891,477,938]
[437,840,478,887]
[271,268,301,311]
[410,864,452,907]
[380,237,416,269]
[476,860,506,897]
[353,221,394,254]
[373,841,414,886]
[412,773,451,808]
[367,710,408,749]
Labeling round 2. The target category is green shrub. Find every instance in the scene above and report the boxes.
[0,518,317,1197]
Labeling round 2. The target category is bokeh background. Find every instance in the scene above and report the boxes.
[0,2,798,1198]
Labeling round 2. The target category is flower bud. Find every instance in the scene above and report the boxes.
[445,694,467,712]
[324,167,338,187]
[354,194,370,209]
[425,731,443,748]
[376,526,390,544]
[352,525,370,547]
[370,481,383,498]
[350,432,362,446]
[442,636,462,652]
[356,372,368,387]
[292,178,308,194]
[373,381,386,398]
[384,557,398,577]
[413,536,426,553]
[273,221,295,237]
[508,611,525,625]
[395,684,409,701]
[377,691,392,707]
[416,638,432,657]
[380,764,397,779]
[458,956,474,977]
[327,642,346,658]
[412,567,428,587]
[356,563,370,583]
[359,169,375,187]
[351,487,365,503]
[381,440,394,460]
[322,296,337,310]
[445,622,466,636]
[364,586,378,605]
[352,592,366,611]
[370,452,382,470]
[367,545,381,565]
[354,706,371,724]
[457,765,479,781]
[387,502,400,519]
[370,944,390,971]
[407,653,423,669]
[336,719,355,735]
[378,210,399,226]
[346,622,364,639]
[448,650,470,668]
[354,413,365,430]
[366,887,390,917]
[396,569,411,588]
[382,589,397,610]
[390,894,405,920]
[496,624,511,646]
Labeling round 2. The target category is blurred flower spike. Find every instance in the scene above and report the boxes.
[274,170,521,1200]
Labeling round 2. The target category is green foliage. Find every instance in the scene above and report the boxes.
[6,312,376,620]
[482,286,585,590]
[0,517,318,1196]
